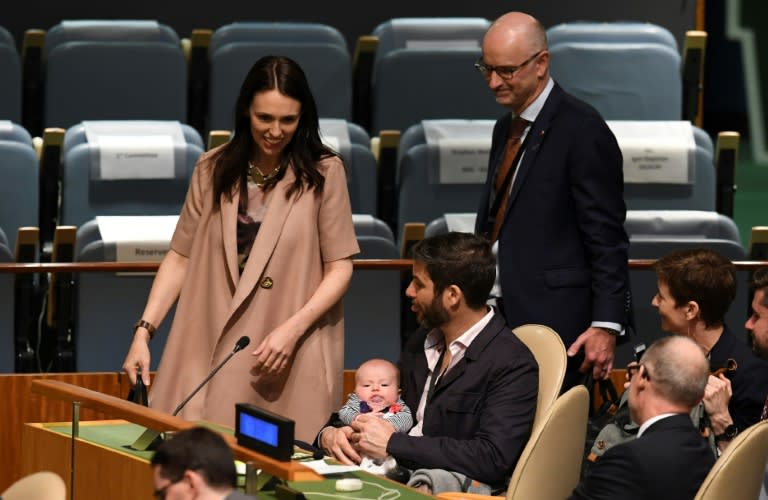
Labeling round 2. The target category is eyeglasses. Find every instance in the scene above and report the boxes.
[474,50,543,80]
[154,477,183,500]
[627,363,652,382]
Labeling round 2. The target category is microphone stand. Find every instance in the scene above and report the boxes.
[129,339,249,451]
[172,349,240,416]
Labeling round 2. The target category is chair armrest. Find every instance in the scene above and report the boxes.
[682,30,707,126]
[714,131,739,217]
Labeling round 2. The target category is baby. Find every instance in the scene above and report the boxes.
[338,358,413,475]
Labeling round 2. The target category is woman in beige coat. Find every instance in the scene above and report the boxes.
[122,56,359,440]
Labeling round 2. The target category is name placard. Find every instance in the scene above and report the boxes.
[607,121,695,185]
[437,138,490,184]
[96,215,178,263]
[83,120,186,180]
[423,120,494,184]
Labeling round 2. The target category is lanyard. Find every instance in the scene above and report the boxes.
[426,347,447,405]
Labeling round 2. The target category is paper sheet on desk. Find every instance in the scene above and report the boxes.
[302,459,361,475]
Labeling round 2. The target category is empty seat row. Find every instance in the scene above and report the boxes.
[0,116,739,262]
[1,18,705,142]
[384,119,739,248]
[0,118,380,260]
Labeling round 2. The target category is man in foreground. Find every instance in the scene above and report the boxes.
[151,426,256,500]
[570,336,714,500]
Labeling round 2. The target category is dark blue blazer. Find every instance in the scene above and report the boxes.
[711,325,768,431]
[387,312,538,489]
[569,413,715,500]
[475,83,629,348]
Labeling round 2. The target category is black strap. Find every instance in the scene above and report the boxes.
[426,347,447,405]
[483,128,533,239]
[421,346,448,427]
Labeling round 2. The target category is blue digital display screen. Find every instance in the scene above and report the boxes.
[239,412,279,447]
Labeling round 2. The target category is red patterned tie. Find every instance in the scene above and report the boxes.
[761,395,768,421]
[491,117,530,242]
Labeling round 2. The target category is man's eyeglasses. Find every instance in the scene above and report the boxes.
[474,50,543,80]
[154,477,183,500]
[627,363,652,382]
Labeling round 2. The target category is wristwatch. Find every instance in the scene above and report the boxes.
[714,424,739,442]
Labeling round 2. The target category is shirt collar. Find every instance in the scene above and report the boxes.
[637,413,678,437]
[518,77,554,124]
[424,307,495,358]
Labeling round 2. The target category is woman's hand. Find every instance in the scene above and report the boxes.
[251,320,303,375]
[122,329,152,386]
[703,373,733,430]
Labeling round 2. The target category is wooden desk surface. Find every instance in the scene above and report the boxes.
[22,420,432,500]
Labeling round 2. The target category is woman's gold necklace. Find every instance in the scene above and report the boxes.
[248,161,282,186]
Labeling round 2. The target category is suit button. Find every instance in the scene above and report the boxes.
[260,277,274,289]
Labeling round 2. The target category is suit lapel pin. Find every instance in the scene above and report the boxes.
[530,129,547,152]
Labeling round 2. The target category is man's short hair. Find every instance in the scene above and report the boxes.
[410,232,496,309]
[751,268,768,308]
[653,248,736,328]
[151,427,237,489]
[643,336,708,409]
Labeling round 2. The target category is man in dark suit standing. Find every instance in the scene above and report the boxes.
[570,335,714,499]
[474,11,629,388]
[318,232,538,494]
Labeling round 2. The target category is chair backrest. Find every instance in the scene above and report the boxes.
[60,121,203,228]
[370,18,499,134]
[0,226,13,372]
[0,26,21,123]
[344,215,401,367]
[1,471,66,500]
[424,213,477,238]
[319,119,376,215]
[547,21,678,50]
[694,421,768,500]
[43,20,187,129]
[0,122,38,250]
[396,120,493,244]
[611,122,715,211]
[512,324,567,430]
[619,209,748,366]
[548,22,681,121]
[75,216,177,371]
[208,22,351,133]
[506,385,590,500]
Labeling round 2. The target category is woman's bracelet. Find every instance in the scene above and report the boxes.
[133,319,157,340]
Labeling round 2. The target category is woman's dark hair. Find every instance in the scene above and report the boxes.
[653,248,736,328]
[211,56,336,205]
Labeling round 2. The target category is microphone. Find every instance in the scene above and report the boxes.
[172,335,251,416]
[129,335,250,452]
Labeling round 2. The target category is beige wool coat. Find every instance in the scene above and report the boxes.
[149,149,359,441]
